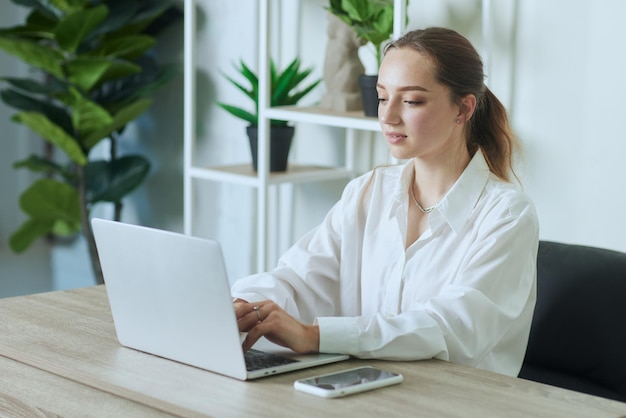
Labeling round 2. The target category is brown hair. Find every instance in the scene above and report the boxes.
[384,27,519,182]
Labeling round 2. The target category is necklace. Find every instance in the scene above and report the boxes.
[409,184,437,214]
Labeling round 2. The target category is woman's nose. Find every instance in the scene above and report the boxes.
[379,102,400,125]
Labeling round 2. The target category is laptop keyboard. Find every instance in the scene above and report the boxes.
[244,349,299,372]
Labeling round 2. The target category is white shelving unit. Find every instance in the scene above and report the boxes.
[183,0,405,272]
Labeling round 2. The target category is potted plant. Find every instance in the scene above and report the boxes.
[217,57,321,172]
[0,0,181,285]
[326,0,408,116]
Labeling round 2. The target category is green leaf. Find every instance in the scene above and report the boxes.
[9,219,55,253]
[51,218,80,236]
[54,4,108,53]
[65,58,109,92]
[87,1,138,39]
[117,0,174,37]
[12,111,87,165]
[0,88,73,134]
[13,154,70,179]
[25,9,58,32]
[341,0,369,23]
[221,72,255,104]
[66,57,141,92]
[85,155,150,203]
[372,7,394,37]
[89,56,177,111]
[13,0,62,19]
[128,0,174,26]
[0,25,55,41]
[66,87,113,140]
[115,62,179,104]
[49,0,91,13]
[286,78,322,106]
[239,60,259,90]
[86,35,156,60]
[216,103,256,125]
[93,58,144,86]
[19,178,80,221]
[9,177,81,252]
[0,76,66,96]
[83,98,153,148]
[0,37,63,78]
[272,58,300,105]
[220,59,258,106]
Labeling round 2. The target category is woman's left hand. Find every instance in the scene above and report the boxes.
[234,300,319,354]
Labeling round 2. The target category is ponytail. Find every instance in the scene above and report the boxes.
[468,87,519,182]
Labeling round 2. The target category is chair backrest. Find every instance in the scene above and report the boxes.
[518,241,626,402]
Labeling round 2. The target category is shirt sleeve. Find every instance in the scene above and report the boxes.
[229,222,342,324]
[230,177,358,324]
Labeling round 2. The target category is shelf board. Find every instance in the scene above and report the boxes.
[190,164,354,187]
[264,106,381,131]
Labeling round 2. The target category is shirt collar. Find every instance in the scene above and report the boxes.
[392,160,417,205]
[436,150,491,234]
[392,150,491,235]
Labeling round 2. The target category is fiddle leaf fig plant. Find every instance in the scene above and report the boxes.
[0,0,181,284]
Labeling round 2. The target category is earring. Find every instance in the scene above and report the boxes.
[455,118,461,124]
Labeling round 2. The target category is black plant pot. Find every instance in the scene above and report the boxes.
[246,125,294,172]
[358,74,378,117]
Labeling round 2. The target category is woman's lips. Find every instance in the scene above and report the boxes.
[385,132,407,144]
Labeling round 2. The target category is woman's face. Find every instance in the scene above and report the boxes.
[377,47,465,161]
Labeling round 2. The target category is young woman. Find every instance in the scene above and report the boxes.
[231,27,539,377]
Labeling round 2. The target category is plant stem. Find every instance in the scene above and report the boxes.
[114,201,123,222]
[109,133,123,221]
[77,164,104,285]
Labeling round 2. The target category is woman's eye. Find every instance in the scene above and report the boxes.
[377,97,388,103]
[404,100,424,105]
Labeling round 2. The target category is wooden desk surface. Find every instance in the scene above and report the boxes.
[0,355,175,417]
[0,286,624,418]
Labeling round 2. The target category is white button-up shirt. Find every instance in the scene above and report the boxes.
[231,151,539,376]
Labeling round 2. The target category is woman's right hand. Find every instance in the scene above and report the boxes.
[233,300,320,354]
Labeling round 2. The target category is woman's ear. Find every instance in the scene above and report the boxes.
[457,94,477,123]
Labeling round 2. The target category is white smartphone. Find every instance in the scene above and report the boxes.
[293,366,403,398]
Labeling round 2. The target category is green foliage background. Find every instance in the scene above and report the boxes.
[0,0,181,284]
[326,0,408,67]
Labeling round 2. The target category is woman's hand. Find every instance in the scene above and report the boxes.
[233,300,319,354]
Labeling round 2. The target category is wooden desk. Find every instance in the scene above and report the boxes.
[0,286,624,418]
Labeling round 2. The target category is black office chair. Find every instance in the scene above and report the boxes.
[518,241,626,402]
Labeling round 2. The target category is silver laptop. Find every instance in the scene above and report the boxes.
[91,218,349,380]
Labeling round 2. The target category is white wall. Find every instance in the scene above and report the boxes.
[511,1,626,252]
